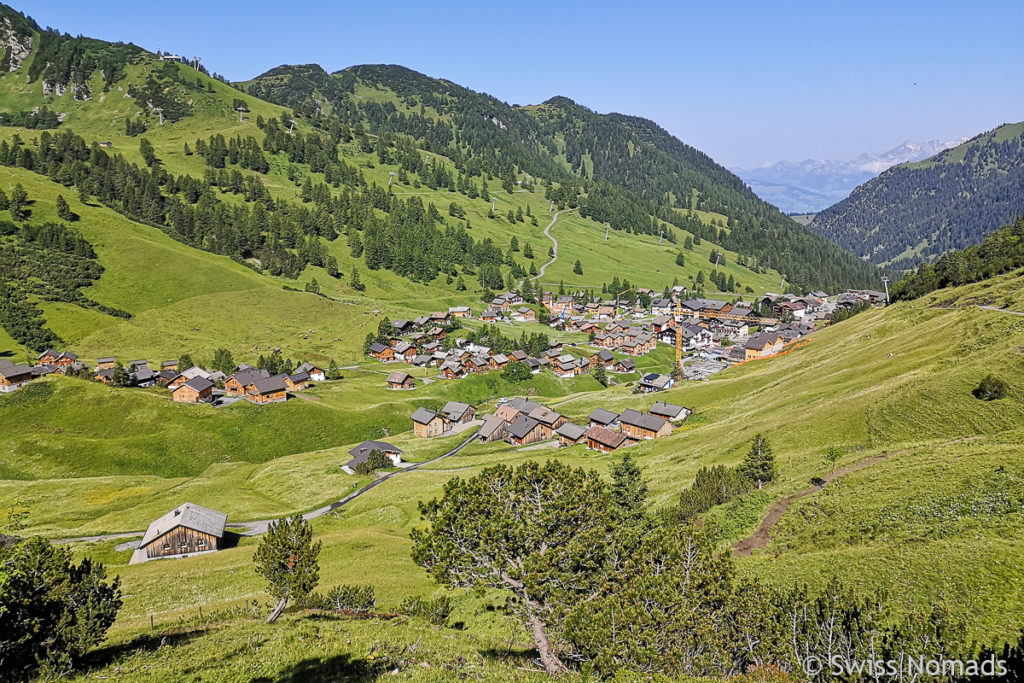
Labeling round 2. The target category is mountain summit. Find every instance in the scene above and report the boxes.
[733,139,964,214]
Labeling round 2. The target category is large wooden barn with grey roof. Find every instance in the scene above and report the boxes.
[132,502,228,564]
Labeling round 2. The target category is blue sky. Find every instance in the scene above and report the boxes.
[17,0,1024,168]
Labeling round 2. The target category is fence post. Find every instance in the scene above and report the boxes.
[150,614,154,630]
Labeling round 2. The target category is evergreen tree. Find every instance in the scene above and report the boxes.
[573,259,583,275]
[593,364,608,387]
[738,434,777,488]
[349,265,365,291]
[675,251,685,267]
[254,514,323,623]
[178,353,195,370]
[523,242,534,259]
[138,137,157,167]
[55,194,74,221]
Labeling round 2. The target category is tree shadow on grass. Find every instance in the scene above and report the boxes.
[477,644,541,671]
[82,628,205,669]
[252,653,375,683]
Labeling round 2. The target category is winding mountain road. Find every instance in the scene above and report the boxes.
[52,429,481,545]
[532,209,574,281]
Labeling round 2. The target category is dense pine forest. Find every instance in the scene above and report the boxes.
[811,122,1024,269]
[892,214,1024,300]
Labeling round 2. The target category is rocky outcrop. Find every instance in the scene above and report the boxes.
[1,17,32,72]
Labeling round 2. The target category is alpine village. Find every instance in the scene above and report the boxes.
[1,2,1023,681]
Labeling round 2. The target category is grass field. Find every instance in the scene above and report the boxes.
[3,271,1022,660]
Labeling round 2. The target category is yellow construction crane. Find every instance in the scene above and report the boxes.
[614,288,633,318]
[675,298,683,368]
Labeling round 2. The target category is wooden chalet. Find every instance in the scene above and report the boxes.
[368,343,395,362]
[619,409,672,440]
[527,405,567,438]
[135,502,227,563]
[247,375,288,404]
[393,342,416,362]
[346,440,403,470]
[489,353,510,370]
[162,360,179,372]
[588,408,621,429]
[96,357,116,371]
[411,407,445,437]
[387,371,416,390]
[440,361,465,379]
[285,372,310,391]
[613,358,636,374]
[555,422,588,447]
[442,401,476,424]
[93,368,115,385]
[637,373,673,393]
[478,414,508,443]
[0,362,34,393]
[172,377,214,404]
[480,308,501,322]
[156,370,177,385]
[296,362,326,382]
[589,349,615,368]
[224,368,270,396]
[649,401,690,423]
[584,425,631,453]
[505,415,547,446]
[509,350,528,363]
[449,306,472,318]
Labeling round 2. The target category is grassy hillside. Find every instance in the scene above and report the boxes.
[3,270,1019,665]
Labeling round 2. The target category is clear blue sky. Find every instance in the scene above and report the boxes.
[17,0,1024,168]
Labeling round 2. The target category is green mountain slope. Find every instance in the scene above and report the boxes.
[0,1,791,360]
[810,121,1024,269]
[243,63,881,292]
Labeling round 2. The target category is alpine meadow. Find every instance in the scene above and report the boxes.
[2,2,1024,681]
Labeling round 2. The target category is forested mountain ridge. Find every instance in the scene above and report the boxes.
[243,64,882,292]
[810,122,1024,269]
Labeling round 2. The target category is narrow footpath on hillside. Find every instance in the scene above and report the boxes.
[531,209,575,281]
[731,449,906,556]
[52,429,481,545]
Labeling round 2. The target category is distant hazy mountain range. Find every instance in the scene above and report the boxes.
[732,140,965,214]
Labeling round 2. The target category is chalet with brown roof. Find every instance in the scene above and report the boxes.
[172,377,214,404]
[480,309,501,322]
[96,357,116,371]
[509,349,528,363]
[513,306,536,322]
[427,326,447,340]
[744,332,784,360]
[489,353,510,370]
[494,404,523,424]
[393,342,416,361]
[430,311,451,324]
[584,425,631,453]
[411,407,445,437]
[619,409,672,440]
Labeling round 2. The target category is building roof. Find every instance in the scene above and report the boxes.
[97,357,115,364]
[478,414,507,439]
[368,342,389,354]
[588,408,620,425]
[616,358,636,370]
[387,371,413,384]
[494,404,522,423]
[506,414,541,439]
[181,376,214,393]
[584,425,628,449]
[411,407,442,424]
[442,401,472,420]
[140,502,227,548]
[619,409,669,432]
[289,371,310,383]
[348,440,403,458]
[528,405,562,425]
[639,373,671,389]
[554,422,587,441]
[649,402,687,420]
[0,363,33,379]
[249,375,287,395]
[506,397,542,414]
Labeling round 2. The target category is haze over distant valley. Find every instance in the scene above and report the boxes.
[732,139,965,214]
